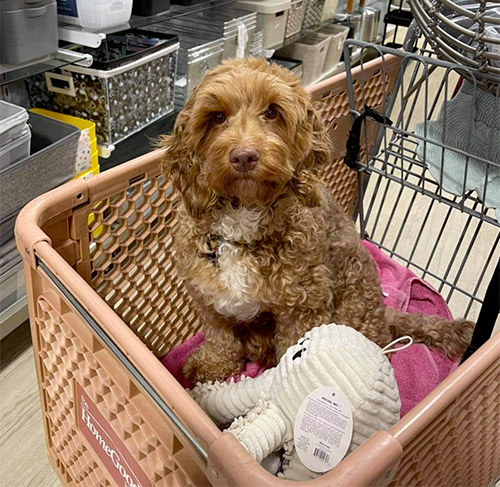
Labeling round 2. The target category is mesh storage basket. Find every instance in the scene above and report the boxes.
[302,0,326,29]
[26,30,179,150]
[16,54,499,487]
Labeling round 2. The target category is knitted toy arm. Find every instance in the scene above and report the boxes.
[190,369,275,425]
[227,400,290,463]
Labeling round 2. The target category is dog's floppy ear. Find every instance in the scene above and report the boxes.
[292,104,333,207]
[159,98,216,220]
[302,105,333,170]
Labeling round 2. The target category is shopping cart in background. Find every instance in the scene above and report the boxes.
[339,16,499,486]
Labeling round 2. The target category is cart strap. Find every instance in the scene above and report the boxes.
[344,106,393,170]
[461,258,500,363]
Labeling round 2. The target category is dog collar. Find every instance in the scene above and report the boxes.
[197,235,221,267]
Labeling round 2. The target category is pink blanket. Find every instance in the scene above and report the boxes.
[161,241,459,417]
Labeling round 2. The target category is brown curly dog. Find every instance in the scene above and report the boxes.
[161,57,473,384]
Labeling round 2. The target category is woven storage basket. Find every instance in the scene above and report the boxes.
[302,0,326,29]
[276,32,331,86]
[318,23,350,72]
[285,0,307,38]
[15,55,500,487]
[409,0,500,93]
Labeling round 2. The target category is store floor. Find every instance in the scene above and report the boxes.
[0,322,61,486]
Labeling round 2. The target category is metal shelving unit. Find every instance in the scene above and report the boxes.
[0,48,92,87]
[58,0,241,48]
[1,0,239,87]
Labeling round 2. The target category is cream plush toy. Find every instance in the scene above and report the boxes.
[191,324,402,481]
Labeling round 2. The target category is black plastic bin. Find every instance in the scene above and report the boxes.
[132,0,171,15]
[270,56,303,79]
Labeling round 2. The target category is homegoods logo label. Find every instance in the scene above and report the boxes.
[76,383,151,487]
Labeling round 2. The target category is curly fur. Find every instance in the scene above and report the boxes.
[160,57,474,384]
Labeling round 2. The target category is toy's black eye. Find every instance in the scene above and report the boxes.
[213,112,226,124]
[292,348,306,360]
[264,105,278,120]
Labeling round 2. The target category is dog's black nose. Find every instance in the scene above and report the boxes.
[229,147,260,172]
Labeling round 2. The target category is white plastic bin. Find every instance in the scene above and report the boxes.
[235,0,291,49]
[318,24,349,72]
[276,32,330,85]
[0,101,31,170]
[57,0,133,29]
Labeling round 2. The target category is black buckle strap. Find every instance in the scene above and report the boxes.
[344,105,393,170]
[461,258,500,363]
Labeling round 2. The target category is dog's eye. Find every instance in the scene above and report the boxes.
[264,105,278,120]
[213,112,227,124]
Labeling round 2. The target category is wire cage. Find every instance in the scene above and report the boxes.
[343,28,499,322]
[340,29,500,487]
[408,0,500,94]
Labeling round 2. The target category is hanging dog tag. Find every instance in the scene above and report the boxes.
[294,386,353,473]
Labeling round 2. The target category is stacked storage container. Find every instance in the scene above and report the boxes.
[276,32,330,85]
[165,8,256,60]
[30,108,100,180]
[0,101,31,171]
[26,29,179,152]
[0,0,58,65]
[250,30,265,56]
[235,0,290,49]
[0,102,32,320]
[149,22,225,105]
[0,112,79,246]
[317,24,349,72]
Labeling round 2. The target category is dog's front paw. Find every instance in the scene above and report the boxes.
[183,345,245,385]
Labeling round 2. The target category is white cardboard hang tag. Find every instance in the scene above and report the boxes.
[293,386,353,473]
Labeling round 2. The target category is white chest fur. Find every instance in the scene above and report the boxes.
[207,206,266,322]
[211,242,262,322]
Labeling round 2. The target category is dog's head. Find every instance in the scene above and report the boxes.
[161,57,332,218]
